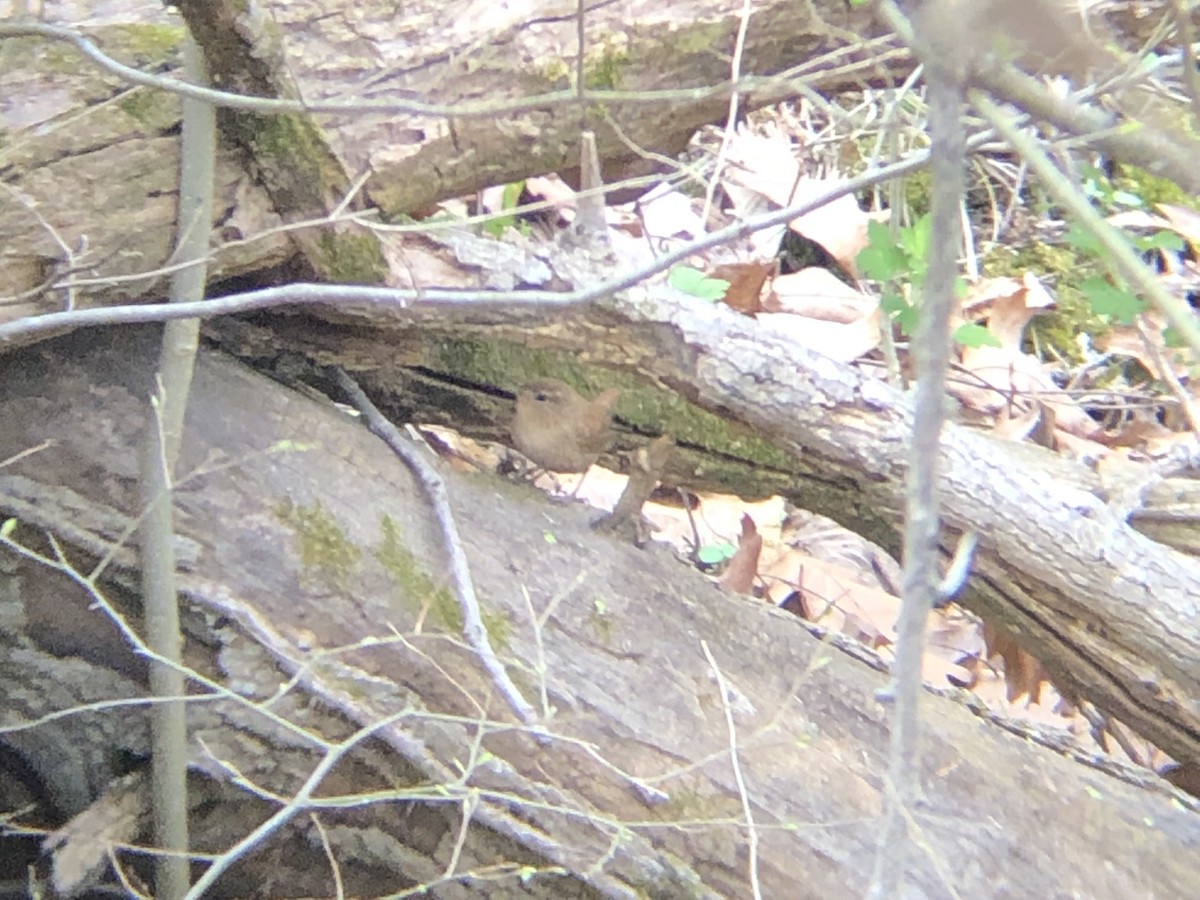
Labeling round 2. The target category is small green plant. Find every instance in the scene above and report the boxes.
[857,215,994,348]
[1063,165,1187,327]
[1064,221,1184,326]
[668,266,730,301]
[482,181,531,237]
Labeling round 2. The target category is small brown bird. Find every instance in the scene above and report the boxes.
[512,378,619,474]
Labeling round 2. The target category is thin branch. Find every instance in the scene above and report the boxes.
[970,92,1200,363]
[1170,0,1200,125]
[700,640,761,900]
[183,711,415,900]
[971,57,1200,195]
[0,145,973,348]
[871,1,968,894]
[699,0,756,227]
[331,368,537,726]
[0,21,848,120]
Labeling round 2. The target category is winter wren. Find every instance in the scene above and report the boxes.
[511,378,619,473]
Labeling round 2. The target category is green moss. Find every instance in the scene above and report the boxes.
[587,598,614,643]
[224,111,386,280]
[374,515,511,650]
[667,20,729,57]
[902,170,932,219]
[116,87,180,130]
[277,499,361,590]
[106,23,186,66]
[243,113,335,209]
[1113,165,1196,210]
[533,32,629,92]
[582,33,629,90]
[313,231,388,284]
[536,56,572,87]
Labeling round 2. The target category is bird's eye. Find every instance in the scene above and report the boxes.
[535,391,549,402]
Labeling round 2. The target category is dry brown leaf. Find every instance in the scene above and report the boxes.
[956,346,1097,436]
[719,513,763,595]
[44,769,149,896]
[960,273,1055,348]
[983,620,1052,705]
[639,185,707,239]
[757,303,881,363]
[767,267,875,321]
[711,261,774,315]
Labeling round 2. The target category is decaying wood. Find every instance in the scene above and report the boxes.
[3,1,1200,892]
[1,328,1198,898]
[190,210,1200,784]
[0,0,903,315]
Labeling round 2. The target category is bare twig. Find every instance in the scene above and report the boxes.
[330,368,537,726]
[870,2,969,895]
[308,814,346,900]
[184,710,416,899]
[970,93,1200,360]
[700,0,756,227]
[971,58,1200,195]
[0,146,971,348]
[0,20,842,120]
[1170,0,1200,125]
[700,640,761,900]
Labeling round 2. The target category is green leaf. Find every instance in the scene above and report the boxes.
[697,542,736,565]
[1111,189,1144,208]
[482,215,513,238]
[899,213,932,264]
[1064,223,1103,255]
[482,180,525,236]
[1134,230,1185,253]
[858,246,907,282]
[1080,276,1142,324]
[857,220,909,281]
[881,291,919,335]
[502,180,525,210]
[953,322,1002,349]
[668,266,730,301]
[879,291,908,315]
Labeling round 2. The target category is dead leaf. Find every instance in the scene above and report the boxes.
[961,273,1055,348]
[719,513,763,595]
[983,620,1053,705]
[711,261,775,315]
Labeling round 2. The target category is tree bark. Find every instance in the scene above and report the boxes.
[1,327,1197,898]
[3,0,902,314]
[195,214,1200,782]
